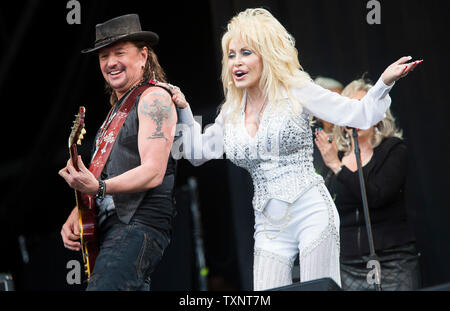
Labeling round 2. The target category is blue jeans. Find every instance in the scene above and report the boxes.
[86,218,169,291]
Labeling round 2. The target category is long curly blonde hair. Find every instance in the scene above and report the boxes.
[333,79,403,152]
[219,8,311,122]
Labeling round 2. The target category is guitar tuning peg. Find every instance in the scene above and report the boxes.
[79,134,84,140]
[81,128,87,135]
[77,139,82,145]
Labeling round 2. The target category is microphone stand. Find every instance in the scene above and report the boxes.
[187,177,208,291]
[352,128,382,291]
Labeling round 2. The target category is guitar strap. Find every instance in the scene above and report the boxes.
[88,80,172,178]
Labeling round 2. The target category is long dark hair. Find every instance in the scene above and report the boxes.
[105,40,168,105]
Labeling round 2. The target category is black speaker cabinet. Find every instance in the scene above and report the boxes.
[267,277,341,291]
[420,282,450,291]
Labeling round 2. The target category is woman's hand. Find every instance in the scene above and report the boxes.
[381,56,423,86]
[156,82,189,109]
[314,129,342,174]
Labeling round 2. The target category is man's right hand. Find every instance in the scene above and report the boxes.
[61,207,81,251]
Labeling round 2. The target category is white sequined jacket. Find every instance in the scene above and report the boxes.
[177,78,394,212]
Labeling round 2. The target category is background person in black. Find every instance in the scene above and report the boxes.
[58,14,178,291]
[315,78,421,290]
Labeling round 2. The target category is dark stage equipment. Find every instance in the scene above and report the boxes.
[268,278,341,291]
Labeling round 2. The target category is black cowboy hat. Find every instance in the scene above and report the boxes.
[81,14,159,54]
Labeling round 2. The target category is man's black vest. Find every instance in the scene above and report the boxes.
[95,87,177,225]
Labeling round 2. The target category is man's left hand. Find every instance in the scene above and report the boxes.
[59,156,99,195]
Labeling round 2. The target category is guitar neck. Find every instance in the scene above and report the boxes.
[69,144,80,171]
[69,144,83,205]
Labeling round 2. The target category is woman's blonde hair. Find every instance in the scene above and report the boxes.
[219,8,311,122]
[333,79,403,152]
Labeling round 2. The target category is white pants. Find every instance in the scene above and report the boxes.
[253,183,341,290]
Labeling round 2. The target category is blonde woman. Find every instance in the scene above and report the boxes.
[167,8,422,290]
[315,79,420,290]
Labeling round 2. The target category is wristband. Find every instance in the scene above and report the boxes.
[95,179,106,200]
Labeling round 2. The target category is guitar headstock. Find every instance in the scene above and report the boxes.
[68,106,86,148]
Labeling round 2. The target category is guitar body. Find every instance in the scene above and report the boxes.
[77,191,98,278]
[69,107,99,280]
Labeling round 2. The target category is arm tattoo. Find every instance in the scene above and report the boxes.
[140,92,173,141]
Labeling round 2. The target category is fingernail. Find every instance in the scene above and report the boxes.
[407,56,412,60]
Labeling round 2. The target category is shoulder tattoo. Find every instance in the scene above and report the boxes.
[139,91,173,141]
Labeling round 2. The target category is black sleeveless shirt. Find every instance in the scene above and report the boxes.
[92,85,178,237]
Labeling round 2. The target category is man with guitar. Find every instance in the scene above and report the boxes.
[58,14,178,290]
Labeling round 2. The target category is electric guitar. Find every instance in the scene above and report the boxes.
[68,106,98,280]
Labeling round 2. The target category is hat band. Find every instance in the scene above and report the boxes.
[94,34,128,47]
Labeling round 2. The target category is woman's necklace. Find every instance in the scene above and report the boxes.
[247,94,268,126]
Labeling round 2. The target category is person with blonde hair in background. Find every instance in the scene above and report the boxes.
[167,8,422,290]
[312,76,343,179]
[315,79,421,290]
[313,76,343,133]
